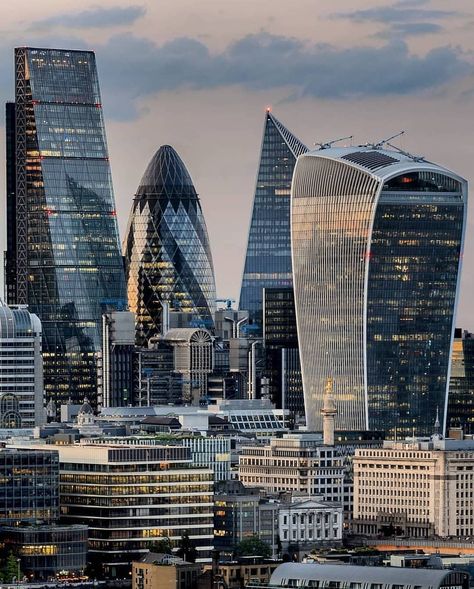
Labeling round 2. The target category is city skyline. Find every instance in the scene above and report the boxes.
[0,1,473,328]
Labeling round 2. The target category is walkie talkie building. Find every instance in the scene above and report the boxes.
[291,146,467,436]
[6,47,127,411]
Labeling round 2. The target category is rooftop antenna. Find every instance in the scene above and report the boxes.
[385,141,425,163]
[372,130,405,149]
[314,135,353,150]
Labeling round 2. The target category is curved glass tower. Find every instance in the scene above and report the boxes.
[124,145,216,346]
[291,146,467,436]
[6,47,127,411]
[239,110,307,333]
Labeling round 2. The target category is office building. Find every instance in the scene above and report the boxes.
[124,145,216,346]
[1,525,87,581]
[447,328,474,434]
[6,47,127,412]
[0,447,87,580]
[251,564,469,589]
[353,437,474,538]
[291,145,467,435]
[135,338,183,406]
[0,301,44,427]
[0,448,59,525]
[214,481,279,555]
[163,328,214,403]
[99,311,135,408]
[39,443,213,577]
[238,434,345,504]
[239,110,307,333]
[263,287,303,414]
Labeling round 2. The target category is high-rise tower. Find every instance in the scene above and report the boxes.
[6,47,127,411]
[239,110,307,334]
[291,146,467,436]
[124,145,216,346]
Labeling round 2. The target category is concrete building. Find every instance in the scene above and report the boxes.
[238,434,345,504]
[0,301,44,428]
[353,437,474,538]
[278,496,343,553]
[99,311,135,408]
[250,563,469,589]
[132,552,203,589]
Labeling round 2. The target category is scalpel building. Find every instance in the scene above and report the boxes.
[6,47,127,411]
[239,110,307,334]
[291,146,467,436]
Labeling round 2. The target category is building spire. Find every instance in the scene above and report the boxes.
[434,405,440,436]
[321,377,337,446]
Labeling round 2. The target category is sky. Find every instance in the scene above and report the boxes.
[1,0,474,325]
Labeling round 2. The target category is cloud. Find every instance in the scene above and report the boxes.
[30,5,146,30]
[332,0,458,38]
[375,22,444,38]
[94,32,472,120]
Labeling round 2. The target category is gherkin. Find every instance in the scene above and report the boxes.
[124,145,216,346]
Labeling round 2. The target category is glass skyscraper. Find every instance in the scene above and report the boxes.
[6,47,127,411]
[124,145,216,346]
[239,110,307,333]
[292,146,467,436]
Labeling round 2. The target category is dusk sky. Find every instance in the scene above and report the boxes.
[1,0,474,325]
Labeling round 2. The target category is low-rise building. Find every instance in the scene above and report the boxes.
[1,525,87,580]
[216,557,280,589]
[247,563,469,589]
[353,437,474,538]
[132,552,203,589]
[278,496,343,554]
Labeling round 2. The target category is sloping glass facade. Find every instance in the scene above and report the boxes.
[8,47,127,411]
[292,148,466,436]
[367,174,464,435]
[124,145,216,346]
[239,111,307,334]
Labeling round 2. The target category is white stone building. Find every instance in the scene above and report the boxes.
[279,496,343,549]
[238,434,345,504]
[353,437,474,538]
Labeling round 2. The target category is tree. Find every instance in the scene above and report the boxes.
[149,538,173,555]
[176,531,198,563]
[3,553,21,583]
[234,536,271,559]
